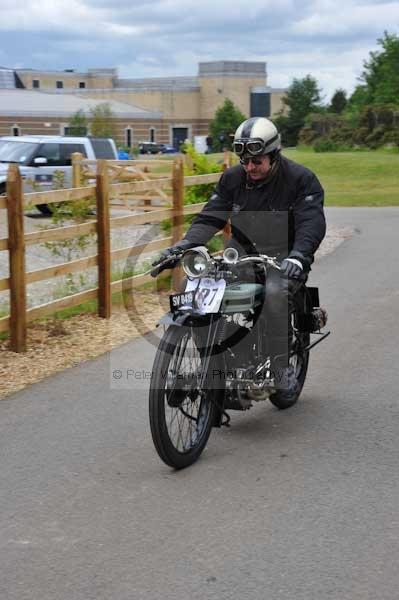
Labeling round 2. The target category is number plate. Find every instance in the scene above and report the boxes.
[169,290,195,312]
[170,278,226,314]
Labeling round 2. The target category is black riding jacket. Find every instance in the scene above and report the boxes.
[184,155,326,271]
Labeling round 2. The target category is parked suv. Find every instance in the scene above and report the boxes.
[0,135,118,214]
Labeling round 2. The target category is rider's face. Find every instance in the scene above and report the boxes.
[242,154,271,181]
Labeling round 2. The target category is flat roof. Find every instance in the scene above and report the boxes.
[0,89,162,119]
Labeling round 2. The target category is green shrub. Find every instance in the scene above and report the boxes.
[161,143,223,238]
[313,138,354,152]
[298,126,318,145]
[365,126,387,149]
[352,126,369,145]
[313,138,340,152]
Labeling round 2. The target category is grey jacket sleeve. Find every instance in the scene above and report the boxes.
[183,172,232,245]
[290,171,326,268]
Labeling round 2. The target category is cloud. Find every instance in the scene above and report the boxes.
[0,0,395,99]
[0,0,106,33]
[292,0,399,37]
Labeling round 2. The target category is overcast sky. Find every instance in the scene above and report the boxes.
[0,0,397,100]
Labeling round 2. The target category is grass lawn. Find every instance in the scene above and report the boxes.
[282,148,399,206]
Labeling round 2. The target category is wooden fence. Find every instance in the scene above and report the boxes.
[0,154,231,352]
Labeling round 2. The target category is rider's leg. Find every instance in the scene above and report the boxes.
[264,270,306,387]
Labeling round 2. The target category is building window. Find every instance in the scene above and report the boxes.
[12,126,20,136]
[250,92,271,117]
[149,127,155,142]
[79,81,86,89]
[125,127,132,148]
[64,125,88,136]
[56,80,64,89]
[32,79,40,89]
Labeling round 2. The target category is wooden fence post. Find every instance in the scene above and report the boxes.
[7,164,27,352]
[223,150,232,170]
[96,160,111,318]
[71,152,83,188]
[172,157,185,291]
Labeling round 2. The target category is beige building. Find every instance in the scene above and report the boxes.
[1,62,286,149]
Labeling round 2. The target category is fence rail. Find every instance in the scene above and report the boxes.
[0,154,230,351]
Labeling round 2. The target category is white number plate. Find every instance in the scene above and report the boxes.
[185,277,226,314]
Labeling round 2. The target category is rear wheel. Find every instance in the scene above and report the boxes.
[149,325,222,469]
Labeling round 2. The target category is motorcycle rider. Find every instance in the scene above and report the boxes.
[153,117,326,399]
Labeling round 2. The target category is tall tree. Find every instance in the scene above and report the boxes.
[360,31,399,105]
[275,75,322,146]
[209,99,246,152]
[282,75,322,119]
[330,89,347,113]
[89,103,117,139]
[348,85,370,112]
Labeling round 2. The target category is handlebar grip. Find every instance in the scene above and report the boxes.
[150,264,166,278]
[150,255,180,277]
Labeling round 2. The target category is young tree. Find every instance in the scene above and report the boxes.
[275,75,323,146]
[67,109,88,136]
[209,99,246,152]
[89,103,117,139]
[329,89,347,113]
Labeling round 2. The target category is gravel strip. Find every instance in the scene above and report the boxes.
[0,208,162,311]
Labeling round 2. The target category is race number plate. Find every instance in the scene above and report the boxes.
[170,278,226,314]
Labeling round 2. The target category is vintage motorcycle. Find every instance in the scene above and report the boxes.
[149,246,329,469]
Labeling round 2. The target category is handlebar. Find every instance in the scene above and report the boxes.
[235,255,282,271]
[150,249,282,278]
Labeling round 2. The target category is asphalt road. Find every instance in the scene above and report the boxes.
[1,207,399,600]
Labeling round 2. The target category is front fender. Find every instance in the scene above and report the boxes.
[156,311,192,328]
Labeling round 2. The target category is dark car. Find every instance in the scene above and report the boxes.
[139,142,161,154]
[158,143,177,154]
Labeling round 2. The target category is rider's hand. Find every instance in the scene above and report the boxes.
[151,239,197,276]
[152,239,196,267]
[280,257,303,279]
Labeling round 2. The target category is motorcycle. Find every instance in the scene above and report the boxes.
[149,246,330,469]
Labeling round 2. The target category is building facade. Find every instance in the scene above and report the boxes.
[1,61,286,149]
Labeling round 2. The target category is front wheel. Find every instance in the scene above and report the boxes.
[149,325,222,469]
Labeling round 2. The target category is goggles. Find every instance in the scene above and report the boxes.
[233,138,266,157]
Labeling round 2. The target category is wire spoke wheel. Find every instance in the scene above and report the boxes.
[149,325,219,469]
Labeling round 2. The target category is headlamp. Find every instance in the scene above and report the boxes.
[181,246,212,278]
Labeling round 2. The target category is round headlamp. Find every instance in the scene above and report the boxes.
[181,246,212,278]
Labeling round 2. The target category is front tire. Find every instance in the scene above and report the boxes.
[149,325,222,469]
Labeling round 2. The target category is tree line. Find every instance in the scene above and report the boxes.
[66,31,398,154]
[209,31,399,152]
